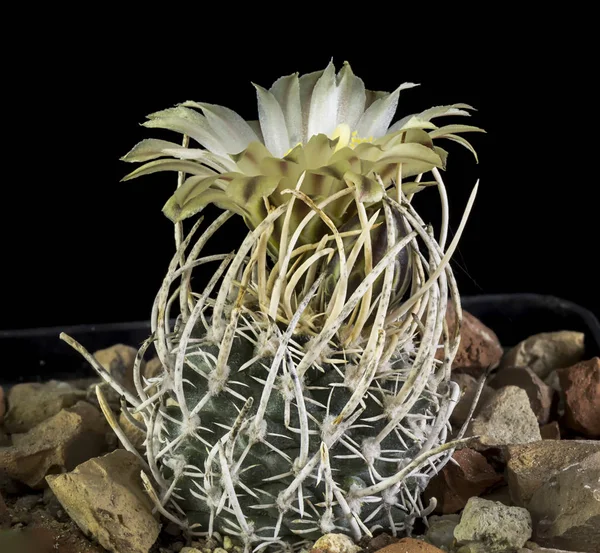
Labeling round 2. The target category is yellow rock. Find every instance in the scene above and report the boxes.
[47,449,160,553]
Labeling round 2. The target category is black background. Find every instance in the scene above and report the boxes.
[2,15,598,330]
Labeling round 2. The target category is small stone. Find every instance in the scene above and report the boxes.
[489,367,554,424]
[453,497,532,553]
[361,532,399,553]
[517,544,582,553]
[557,357,600,438]
[86,381,122,411]
[439,302,504,377]
[203,536,219,550]
[449,373,494,428]
[15,494,41,510]
[214,548,228,553]
[480,485,513,506]
[0,471,26,496]
[46,449,160,553]
[145,356,164,380]
[424,448,503,514]
[172,542,185,552]
[505,439,600,505]
[312,533,361,553]
[181,548,203,553]
[543,370,561,393]
[500,330,585,379]
[93,343,142,395]
[539,421,561,440]
[468,386,541,447]
[143,357,164,396]
[43,487,65,520]
[0,385,6,424]
[223,536,234,550]
[527,451,600,552]
[0,490,9,529]
[119,409,146,452]
[376,537,444,552]
[0,402,109,488]
[3,380,86,434]
[165,521,183,536]
[424,514,460,550]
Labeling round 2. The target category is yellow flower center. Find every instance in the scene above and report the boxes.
[331,124,373,152]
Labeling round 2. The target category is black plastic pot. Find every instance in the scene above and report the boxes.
[1,294,599,388]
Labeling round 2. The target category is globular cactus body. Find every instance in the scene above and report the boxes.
[63,61,483,552]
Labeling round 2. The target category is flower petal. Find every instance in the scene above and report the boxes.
[121,139,184,162]
[163,188,247,222]
[143,106,228,156]
[254,83,290,158]
[225,175,281,206]
[388,103,475,133]
[160,148,236,172]
[364,89,388,111]
[371,142,443,181]
[356,82,419,139]
[336,61,366,131]
[432,133,480,162]
[302,134,339,169]
[417,103,475,121]
[299,68,325,143]
[246,120,264,143]
[270,72,302,148]
[344,171,383,203]
[162,173,237,221]
[307,61,339,139]
[121,159,218,182]
[230,141,272,176]
[181,101,259,154]
[428,124,486,137]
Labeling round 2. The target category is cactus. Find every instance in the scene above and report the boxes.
[62,61,483,552]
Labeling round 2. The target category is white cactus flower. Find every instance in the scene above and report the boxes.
[121,60,483,246]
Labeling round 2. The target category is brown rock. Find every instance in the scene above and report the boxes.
[93,343,142,395]
[453,497,532,552]
[312,533,361,553]
[423,514,460,551]
[86,381,121,412]
[142,356,164,397]
[527,451,600,552]
[375,538,444,553]
[489,367,555,424]
[119,409,146,452]
[0,402,109,488]
[0,385,5,424]
[450,373,494,428]
[480,484,514,506]
[468,386,542,448]
[144,356,164,380]
[440,302,503,377]
[517,543,578,553]
[505,439,600,505]
[47,450,161,553]
[0,489,9,528]
[360,533,399,553]
[3,381,86,434]
[0,504,107,553]
[539,421,561,440]
[557,357,600,438]
[424,447,503,514]
[500,331,585,379]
